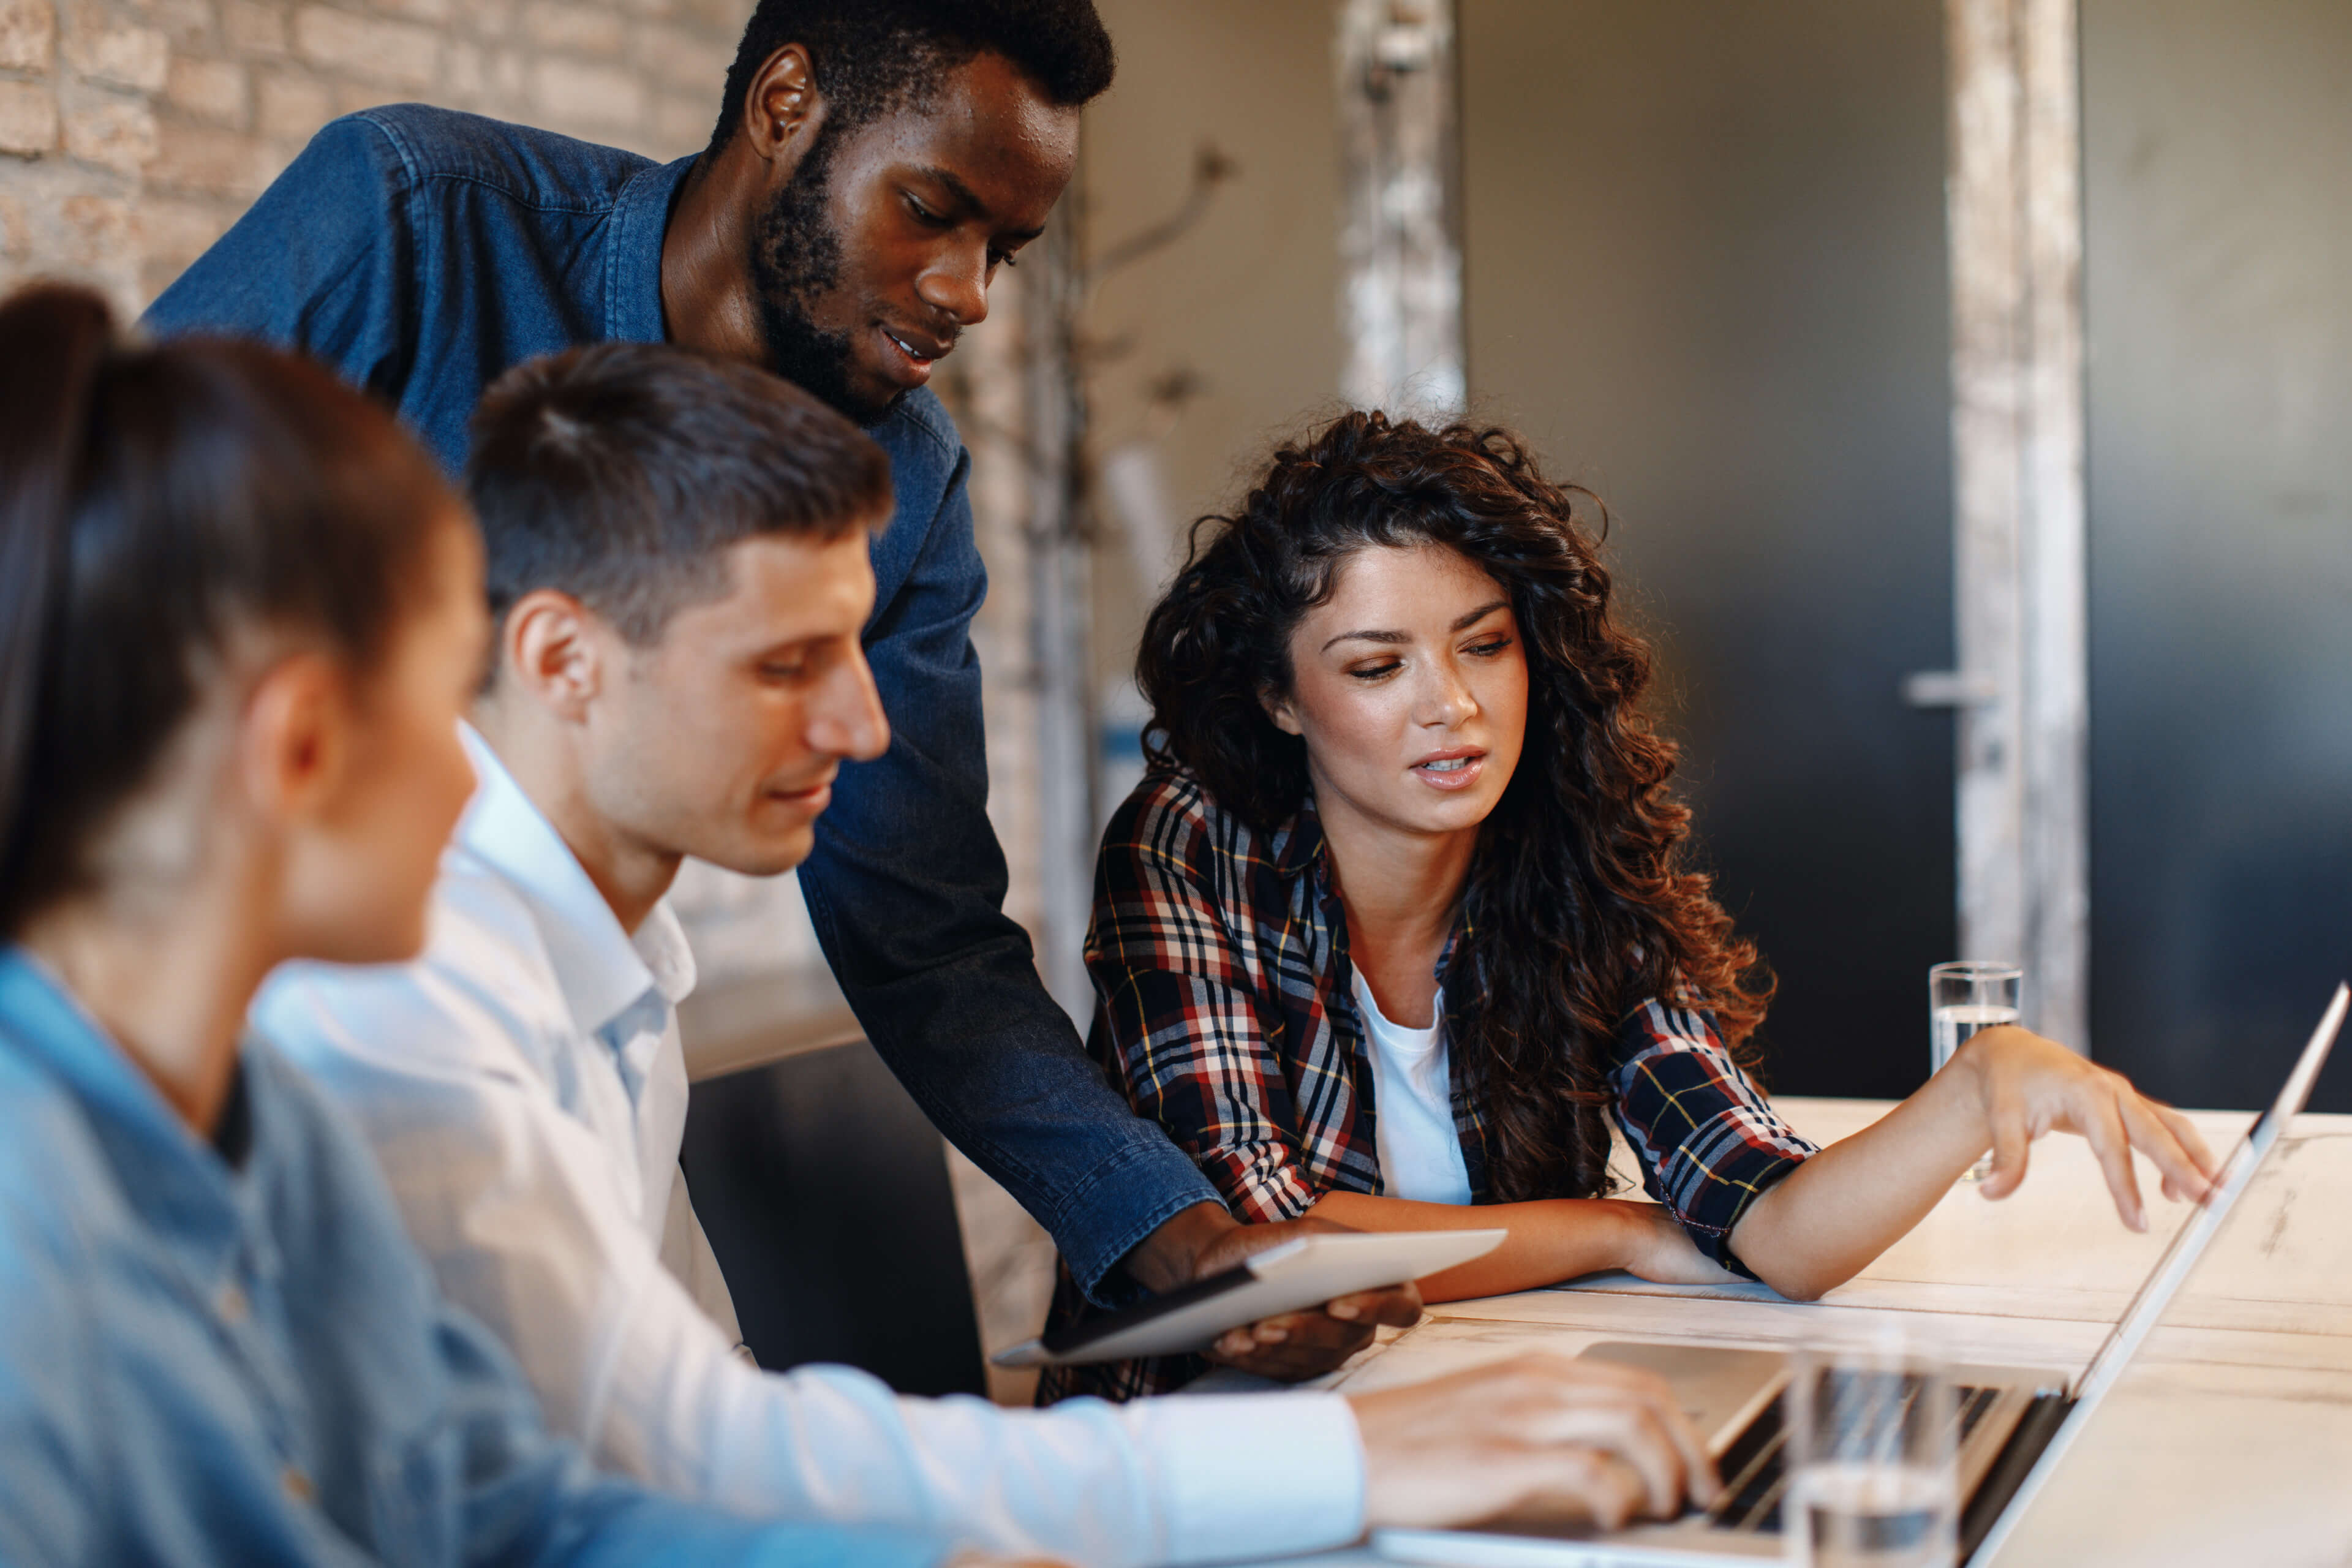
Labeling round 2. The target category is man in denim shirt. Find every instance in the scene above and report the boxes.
[146,0,1411,1362]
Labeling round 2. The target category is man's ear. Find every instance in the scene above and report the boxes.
[743,43,829,174]
[1260,682,1304,737]
[501,590,606,723]
[239,652,349,825]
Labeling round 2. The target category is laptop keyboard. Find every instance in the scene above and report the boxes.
[1707,1381,2002,1534]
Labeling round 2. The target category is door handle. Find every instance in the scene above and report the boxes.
[1902,671,1999,708]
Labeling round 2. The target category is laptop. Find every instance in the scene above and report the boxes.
[1374,982,2348,1568]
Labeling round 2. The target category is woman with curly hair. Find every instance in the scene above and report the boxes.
[1044,409,2214,1402]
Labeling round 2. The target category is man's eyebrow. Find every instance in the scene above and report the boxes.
[1321,600,1510,653]
[913,165,1046,242]
[747,628,832,658]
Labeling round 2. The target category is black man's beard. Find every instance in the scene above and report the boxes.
[748,130,894,427]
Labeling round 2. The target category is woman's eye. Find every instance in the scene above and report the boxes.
[760,662,809,682]
[1466,638,1513,657]
[1348,661,1403,682]
[906,195,946,226]
[989,250,1019,271]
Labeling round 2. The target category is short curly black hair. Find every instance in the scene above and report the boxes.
[708,0,1115,156]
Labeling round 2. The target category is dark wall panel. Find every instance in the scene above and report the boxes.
[2082,0,2352,1111]
[1459,0,1957,1096]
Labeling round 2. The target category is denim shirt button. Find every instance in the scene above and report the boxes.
[218,1283,248,1324]
[281,1465,315,1505]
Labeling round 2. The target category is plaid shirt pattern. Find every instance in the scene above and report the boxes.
[1037,766,1816,1404]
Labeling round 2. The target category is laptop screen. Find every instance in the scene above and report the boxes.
[2066,981,2346,1407]
[1962,984,2346,1566]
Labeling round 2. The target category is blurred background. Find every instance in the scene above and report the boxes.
[3,0,2345,1401]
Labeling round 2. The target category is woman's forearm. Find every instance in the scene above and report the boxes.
[1307,1189,1640,1301]
[1727,1055,1989,1301]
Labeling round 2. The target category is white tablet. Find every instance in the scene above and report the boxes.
[992,1228,1509,1368]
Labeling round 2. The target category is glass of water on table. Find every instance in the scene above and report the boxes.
[1929,961,2021,1183]
[1785,1345,1959,1568]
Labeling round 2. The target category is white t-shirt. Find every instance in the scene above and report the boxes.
[1351,968,1474,1205]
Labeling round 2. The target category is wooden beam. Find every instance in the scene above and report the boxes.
[1337,0,1465,418]
[1942,0,2089,1050]
[1023,202,1100,1027]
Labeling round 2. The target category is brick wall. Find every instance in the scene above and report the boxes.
[0,0,750,314]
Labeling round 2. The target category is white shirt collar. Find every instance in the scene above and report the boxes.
[454,725,697,1039]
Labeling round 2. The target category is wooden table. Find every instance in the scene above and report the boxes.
[1248,1097,2352,1567]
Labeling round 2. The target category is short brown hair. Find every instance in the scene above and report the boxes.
[466,341,892,644]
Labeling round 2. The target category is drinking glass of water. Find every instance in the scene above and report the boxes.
[1929,961,2021,1183]
[1784,1347,1959,1568]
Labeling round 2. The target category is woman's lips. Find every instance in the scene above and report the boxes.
[1411,752,1487,791]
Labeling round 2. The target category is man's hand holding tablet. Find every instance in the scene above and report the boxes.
[1124,1204,1431,1379]
[1004,1227,1503,1369]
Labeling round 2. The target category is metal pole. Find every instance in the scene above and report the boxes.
[1025,185,1099,1029]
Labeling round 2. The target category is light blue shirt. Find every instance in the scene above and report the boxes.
[256,733,1370,1567]
[0,948,944,1568]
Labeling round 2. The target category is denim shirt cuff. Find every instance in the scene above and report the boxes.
[1052,1137,1223,1307]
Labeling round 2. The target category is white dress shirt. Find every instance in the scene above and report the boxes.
[255,729,1366,1567]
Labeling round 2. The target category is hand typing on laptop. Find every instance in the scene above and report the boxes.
[1349,1354,1722,1532]
[965,1352,1723,1563]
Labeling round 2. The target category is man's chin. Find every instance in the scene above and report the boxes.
[752,315,903,426]
[697,832,816,883]
[837,373,909,429]
[771,359,901,428]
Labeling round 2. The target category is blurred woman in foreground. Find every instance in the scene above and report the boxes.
[0,283,933,1567]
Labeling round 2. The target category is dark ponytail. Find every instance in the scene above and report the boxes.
[0,283,462,937]
[0,287,111,890]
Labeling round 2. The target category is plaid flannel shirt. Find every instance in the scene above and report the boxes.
[1038,766,1816,1404]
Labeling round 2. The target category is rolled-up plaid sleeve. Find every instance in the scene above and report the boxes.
[1610,999,1818,1278]
[1085,783,1322,1225]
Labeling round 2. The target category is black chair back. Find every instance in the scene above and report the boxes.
[681,1039,988,1397]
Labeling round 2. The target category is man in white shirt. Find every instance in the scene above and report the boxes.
[257,341,1717,1565]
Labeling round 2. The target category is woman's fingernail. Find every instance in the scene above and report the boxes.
[1257,1325,1288,1343]
[1329,1300,1360,1320]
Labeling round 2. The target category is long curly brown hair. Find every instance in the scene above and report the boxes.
[1136,409,1773,1203]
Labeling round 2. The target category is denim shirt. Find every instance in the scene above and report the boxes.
[143,104,1216,1297]
[0,949,943,1567]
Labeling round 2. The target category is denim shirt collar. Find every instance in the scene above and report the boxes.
[0,948,251,1295]
[603,154,697,344]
